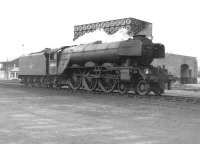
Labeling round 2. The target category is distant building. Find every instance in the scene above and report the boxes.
[152,53,198,84]
[0,58,19,80]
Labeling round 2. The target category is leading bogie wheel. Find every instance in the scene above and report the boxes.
[118,81,129,94]
[135,80,150,96]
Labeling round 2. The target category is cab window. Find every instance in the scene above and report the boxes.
[50,53,56,60]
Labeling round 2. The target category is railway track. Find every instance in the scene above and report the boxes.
[1,80,200,106]
[0,80,21,85]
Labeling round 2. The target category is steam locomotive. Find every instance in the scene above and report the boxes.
[19,18,168,95]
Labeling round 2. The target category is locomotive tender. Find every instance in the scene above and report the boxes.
[19,18,168,95]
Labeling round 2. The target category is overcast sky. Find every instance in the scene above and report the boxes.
[0,0,200,64]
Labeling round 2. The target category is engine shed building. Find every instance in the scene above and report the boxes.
[152,53,198,84]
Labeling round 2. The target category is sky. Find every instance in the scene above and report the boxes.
[0,0,200,64]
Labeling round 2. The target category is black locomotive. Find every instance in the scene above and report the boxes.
[19,18,168,95]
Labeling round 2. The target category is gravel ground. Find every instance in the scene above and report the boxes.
[0,84,200,144]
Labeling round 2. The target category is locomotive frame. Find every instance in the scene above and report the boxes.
[19,63,167,95]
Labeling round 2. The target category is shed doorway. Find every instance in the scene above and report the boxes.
[180,64,191,84]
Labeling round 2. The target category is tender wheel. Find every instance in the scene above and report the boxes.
[27,77,33,87]
[52,77,60,89]
[41,77,47,88]
[98,73,116,93]
[33,77,39,87]
[135,80,149,96]
[36,77,42,87]
[23,77,28,87]
[43,77,51,88]
[69,70,82,90]
[85,71,98,91]
[118,81,129,94]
